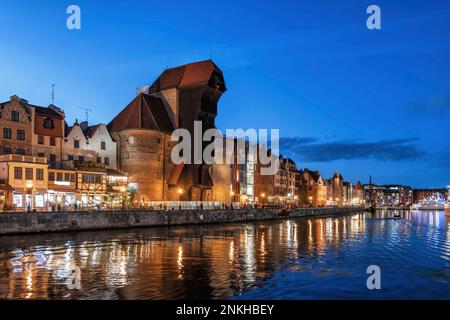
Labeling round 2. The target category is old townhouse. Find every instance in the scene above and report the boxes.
[298,169,327,207]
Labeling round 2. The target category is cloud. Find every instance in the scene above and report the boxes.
[280,137,424,162]
[408,92,450,115]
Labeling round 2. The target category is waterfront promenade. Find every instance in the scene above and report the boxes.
[0,207,364,235]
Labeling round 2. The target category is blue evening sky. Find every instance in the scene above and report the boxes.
[0,0,449,188]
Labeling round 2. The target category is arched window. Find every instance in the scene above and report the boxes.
[44,118,54,129]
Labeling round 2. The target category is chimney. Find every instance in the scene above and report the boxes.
[80,121,88,131]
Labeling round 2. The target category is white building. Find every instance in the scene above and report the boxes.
[63,120,96,164]
[82,123,117,170]
[62,121,117,171]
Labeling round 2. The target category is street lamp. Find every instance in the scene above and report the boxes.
[120,186,127,210]
[25,181,34,212]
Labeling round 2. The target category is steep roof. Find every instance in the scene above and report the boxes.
[333,172,344,180]
[83,124,100,138]
[304,169,322,183]
[33,105,64,119]
[108,93,174,133]
[354,181,363,189]
[1,96,63,119]
[150,60,226,91]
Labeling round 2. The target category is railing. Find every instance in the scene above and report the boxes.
[0,154,48,164]
[0,204,363,214]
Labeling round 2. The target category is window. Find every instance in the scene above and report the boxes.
[74,140,80,148]
[16,149,25,155]
[95,175,101,183]
[157,138,161,144]
[65,173,70,182]
[36,169,44,181]
[71,174,75,182]
[101,141,106,150]
[48,172,54,181]
[3,128,11,139]
[38,153,45,158]
[104,157,109,166]
[68,155,74,161]
[57,172,63,181]
[14,167,22,179]
[97,156,101,163]
[25,168,33,180]
[17,130,25,141]
[50,137,56,146]
[11,111,19,122]
[50,154,56,164]
[38,135,44,145]
[43,118,54,129]
[78,156,84,163]
[3,147,11,155]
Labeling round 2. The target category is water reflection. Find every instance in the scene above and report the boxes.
[0,210,449,300]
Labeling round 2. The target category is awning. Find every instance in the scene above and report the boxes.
[168,162,184,187]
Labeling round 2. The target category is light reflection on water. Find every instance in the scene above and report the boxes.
[0,210,449,300]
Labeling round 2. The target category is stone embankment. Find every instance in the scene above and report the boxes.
[0,207,365,235]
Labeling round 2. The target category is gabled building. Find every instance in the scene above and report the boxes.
[81,122,117,170]
[327,172,344,206]
[64,120,97,165]
[352,181,364,205]
[298,169,327,207]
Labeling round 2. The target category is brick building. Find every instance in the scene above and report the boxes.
[108,60,226,203]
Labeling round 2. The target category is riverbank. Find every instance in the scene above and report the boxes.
[0,207,365,235]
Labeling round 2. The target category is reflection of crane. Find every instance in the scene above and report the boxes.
[80,107,92,123]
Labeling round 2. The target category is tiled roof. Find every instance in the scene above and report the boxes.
[150,60,226,91]
[108,93,174,133]
[33,105,64,119]
[83,124,100,138]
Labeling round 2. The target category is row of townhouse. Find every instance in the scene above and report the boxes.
[226,142,365,207]
[0,95,128,211]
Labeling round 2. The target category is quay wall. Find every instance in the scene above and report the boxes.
[0,207,365,235]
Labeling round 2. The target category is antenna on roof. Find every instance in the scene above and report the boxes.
[210,50,213,60]
[51,84,55,104]
[80,107,93,123]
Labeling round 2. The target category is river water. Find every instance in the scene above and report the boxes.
[0,210,449,300]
